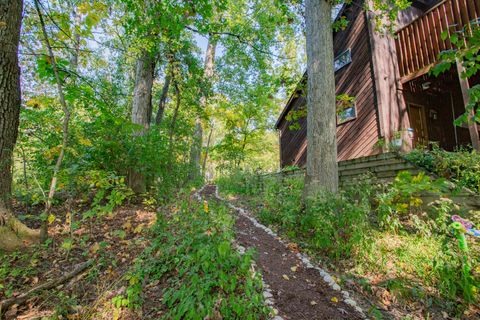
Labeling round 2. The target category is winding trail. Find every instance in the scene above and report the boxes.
[200,185,365,320]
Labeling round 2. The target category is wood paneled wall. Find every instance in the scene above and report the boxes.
[277,4,380,167]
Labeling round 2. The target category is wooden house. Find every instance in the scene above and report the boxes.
[275,0,480,168]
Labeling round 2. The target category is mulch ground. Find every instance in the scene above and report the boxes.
[1,201,156,320]
[201,185,363,320]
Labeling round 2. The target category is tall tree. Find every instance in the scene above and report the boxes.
[303,0,338,197]
[128,52,155,193]
[0,0,40,251]
[189,35,217,181]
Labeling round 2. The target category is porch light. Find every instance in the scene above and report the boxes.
[421,82,431,90]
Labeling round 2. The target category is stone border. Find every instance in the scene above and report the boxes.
[214,186,367,319]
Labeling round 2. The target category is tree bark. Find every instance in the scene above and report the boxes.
[155,74,171,125]
[128,52,155,193]
[168,81,181,149]
[0,0,40,251]
[202,127,213,179]
[70,5,81,71]
[189,35,217,181]
[304,0,338,197]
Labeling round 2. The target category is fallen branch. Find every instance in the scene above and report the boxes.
[0,260,94,314]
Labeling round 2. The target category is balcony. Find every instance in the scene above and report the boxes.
[395,0,480,82]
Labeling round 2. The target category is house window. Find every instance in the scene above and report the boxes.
[336,94,357,124]
[334,49,352,72]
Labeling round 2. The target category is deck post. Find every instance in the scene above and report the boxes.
[456,60,480,151]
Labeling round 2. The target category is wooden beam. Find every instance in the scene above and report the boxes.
[400,63,435,84]
[456,60,480,151]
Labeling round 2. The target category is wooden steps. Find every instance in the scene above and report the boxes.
[337,153,480,211]
[268,152,480,211]
[339,152,419,184]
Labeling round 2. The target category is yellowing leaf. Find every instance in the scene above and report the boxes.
[79,137,93,146]
[331,297,338,303]
[123,221,132,231]
[282,274,290,280]
[48,214,56,224]
[133,223,144,234]
[310,300,317,305]
[90,242,100,254]
[290,266,298,272]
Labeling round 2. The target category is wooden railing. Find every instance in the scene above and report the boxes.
[395,0,480,82]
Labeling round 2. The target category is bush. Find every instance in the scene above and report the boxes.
[405,146,480,193]
[219,170,480,311]
[123,194,269,319]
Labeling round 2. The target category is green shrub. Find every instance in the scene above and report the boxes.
[406,146,480,193]
[219,170,480,311]
[123,194,269,319]
[216,169,263,196]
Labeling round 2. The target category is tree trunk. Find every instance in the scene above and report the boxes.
[0,0,40,251]
[35,0,73,242]
[168,81,181,149]
[189,36,217,181]
[304,0,338,198]
[128,53,155,193]
[155,74,171,125]
[70,5,81,71]
[202,127,213,179]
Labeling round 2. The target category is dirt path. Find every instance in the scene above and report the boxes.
[201,185,365,320]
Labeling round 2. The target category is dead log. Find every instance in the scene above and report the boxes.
[0,260,94,315]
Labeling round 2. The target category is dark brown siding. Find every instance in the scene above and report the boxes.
[278,4,380,167]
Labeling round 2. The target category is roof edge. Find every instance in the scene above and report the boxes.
[274,71,307,129]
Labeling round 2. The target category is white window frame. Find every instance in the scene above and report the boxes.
[337,102,357,125]
[334,48,352,72]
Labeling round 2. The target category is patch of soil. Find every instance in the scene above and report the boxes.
[201,185,362,320]
[1,202,156,320]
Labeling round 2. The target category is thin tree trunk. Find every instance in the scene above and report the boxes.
[189,35,217,181]
[70,5,80,71]
[168,81,181,149]
[304,0,338,198]
[35,0,72,241]
[155,74,171,125]
[202,127,213,179]
[128,52,155,193]
[0,0,40,251]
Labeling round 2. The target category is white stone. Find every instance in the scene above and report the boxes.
[344,298,357,307]
[354,306,364,314]
[332,284,341,291]
[263,291,273,299]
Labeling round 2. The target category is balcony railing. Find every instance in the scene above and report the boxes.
[395,0,480,82]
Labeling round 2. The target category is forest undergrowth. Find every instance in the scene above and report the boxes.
[0,185,269,320]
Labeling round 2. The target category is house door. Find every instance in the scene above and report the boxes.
[408,104,429,147]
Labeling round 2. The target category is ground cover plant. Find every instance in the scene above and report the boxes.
[217,170,480,319]
[405,146,480,194]
[123,191,270,319]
